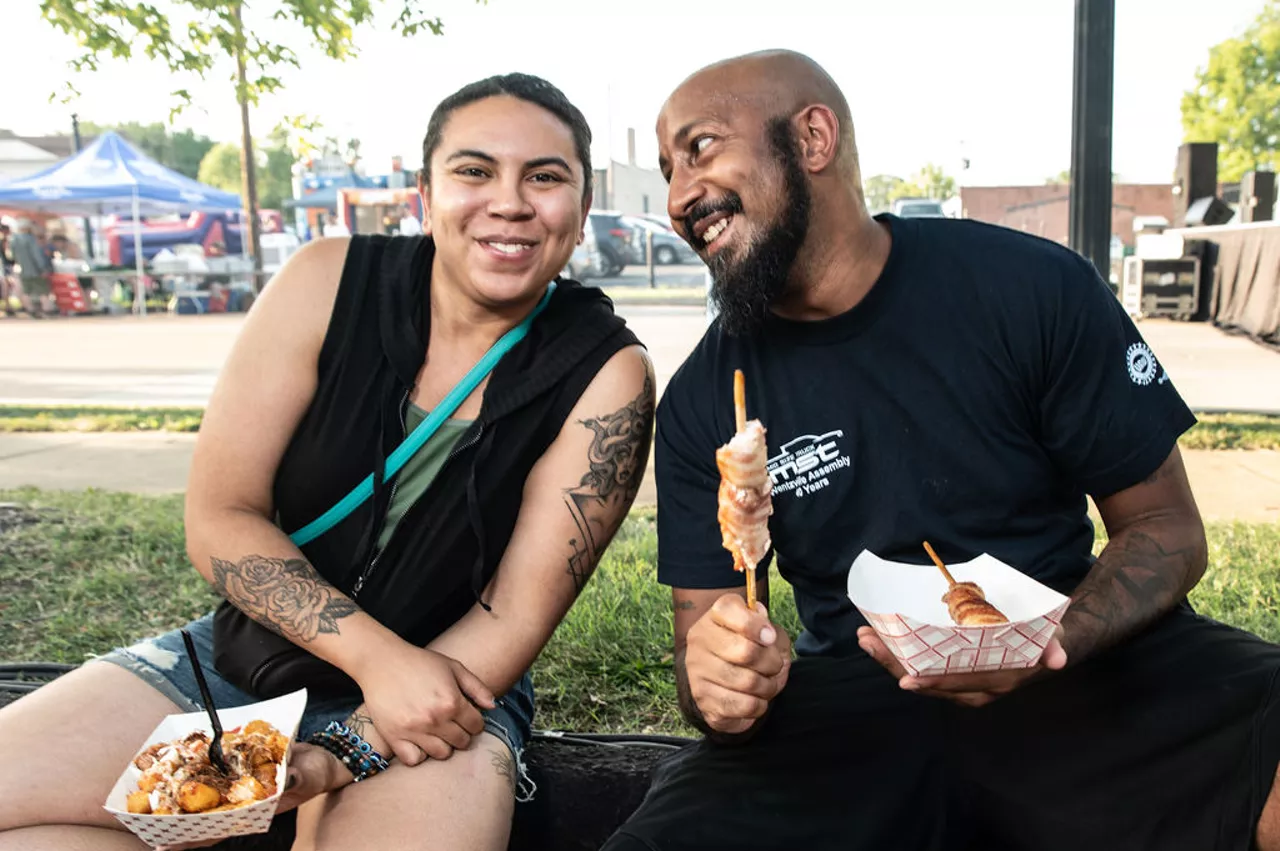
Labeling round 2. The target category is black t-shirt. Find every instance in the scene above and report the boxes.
[655,214,1197,657]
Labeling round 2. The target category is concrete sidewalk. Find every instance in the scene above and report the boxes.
[3,313,1280,413]
[1,431,1277,523]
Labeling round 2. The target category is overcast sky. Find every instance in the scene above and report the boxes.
[4,0,1265,186]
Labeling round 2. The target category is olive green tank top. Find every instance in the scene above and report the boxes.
[376,403,472,551]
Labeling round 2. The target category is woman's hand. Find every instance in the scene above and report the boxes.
[354,642,496,765]
[275,741,351,811]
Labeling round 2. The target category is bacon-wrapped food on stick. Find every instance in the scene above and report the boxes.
[715,370,773,610]
[923,541,1009,626]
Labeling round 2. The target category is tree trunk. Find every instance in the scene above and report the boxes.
[233,2,263,287]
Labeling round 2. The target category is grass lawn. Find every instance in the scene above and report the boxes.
[0,406,204,433]
[1,488,1277,736]
[3,408,1277,451]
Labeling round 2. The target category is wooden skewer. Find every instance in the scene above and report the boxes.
[733,369,756,610]
[922,541,957,588]
[733,369,747,433]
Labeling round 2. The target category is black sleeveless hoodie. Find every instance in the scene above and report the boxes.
[213,234,639,657]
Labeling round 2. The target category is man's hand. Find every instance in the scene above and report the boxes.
[684,594,791,734]
[354,642,496,766]
[856,625,1067,708]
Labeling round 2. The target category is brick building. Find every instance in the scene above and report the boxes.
[958,183,1176,248]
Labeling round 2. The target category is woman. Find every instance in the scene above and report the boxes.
[0,73,654,850]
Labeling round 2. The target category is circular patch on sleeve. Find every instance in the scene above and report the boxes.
[1126,342,1158,386]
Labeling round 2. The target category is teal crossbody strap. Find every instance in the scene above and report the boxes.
[288,283,556,546]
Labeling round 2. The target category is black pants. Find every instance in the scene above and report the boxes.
[603,607,1280,851]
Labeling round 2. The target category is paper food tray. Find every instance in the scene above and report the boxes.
[847,551,1069,677]
[103,688,307,847]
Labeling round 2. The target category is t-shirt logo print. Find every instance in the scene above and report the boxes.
[767,430,851,499]
[1126,342,1159,386]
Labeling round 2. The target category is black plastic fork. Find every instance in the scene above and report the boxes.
[180,629,229,775]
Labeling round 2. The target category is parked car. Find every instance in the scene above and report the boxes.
[622,215,700,265]
[562,229,605,280]
[891,198,946,218]
[586,210,637,275]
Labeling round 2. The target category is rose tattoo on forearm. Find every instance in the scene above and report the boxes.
[211,555,359,643]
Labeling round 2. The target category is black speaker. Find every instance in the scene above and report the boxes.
[1183,239,1218,322]
[1174,143,1218,226]
[1185,195,1234,227]
[1241,170,1276,222]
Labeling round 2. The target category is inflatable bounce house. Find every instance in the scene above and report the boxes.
[104,212,246,267]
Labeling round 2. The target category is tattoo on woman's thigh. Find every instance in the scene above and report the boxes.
[490,748,516,791]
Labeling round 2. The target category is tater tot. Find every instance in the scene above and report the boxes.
[267,733,289,762]
[253,762,278,792]
[242,720,272,737]
[125,790,152,814]
[227,775,268,804]
[177,780,222,813]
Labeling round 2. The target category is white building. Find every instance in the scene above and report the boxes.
[0,135,59,183]
[600,160,671,218]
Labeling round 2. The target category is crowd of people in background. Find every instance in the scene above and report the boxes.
[0,216,71,318]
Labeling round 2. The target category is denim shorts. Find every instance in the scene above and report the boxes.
[98,612,538,798]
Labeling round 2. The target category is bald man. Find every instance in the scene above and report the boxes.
[603,50,1280,851]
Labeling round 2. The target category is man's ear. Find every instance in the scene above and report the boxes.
[794,105,840,174]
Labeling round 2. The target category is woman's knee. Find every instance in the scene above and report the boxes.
[297,733,517,851]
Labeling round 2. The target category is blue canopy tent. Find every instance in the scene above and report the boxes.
[0,131,241,314]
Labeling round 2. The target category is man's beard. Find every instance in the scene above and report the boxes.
[694,119,812,337]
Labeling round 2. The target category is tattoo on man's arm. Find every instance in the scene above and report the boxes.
[561,370,656,593]
[210,555,359,643]
[1064,527,1202,662]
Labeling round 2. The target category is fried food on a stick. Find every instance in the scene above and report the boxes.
[923,541,1009,626]
[941,581,1010,626]
[716,370,773,609]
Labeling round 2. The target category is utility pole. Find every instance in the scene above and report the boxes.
[71,113,94,259]
[232,2,263,288]
[1068,0,1115,281]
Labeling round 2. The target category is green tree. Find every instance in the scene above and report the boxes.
[197,143,243,194]
[892,164,956,202]
[81,121,215,179]
[1181,0,1280,182]
[169,128,219,180]
[198,130,295,211]
[863,174,905,213]
[40,0,474,279]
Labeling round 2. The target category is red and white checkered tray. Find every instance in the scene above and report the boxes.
[103,688,306,848]
[846,551,1070,677]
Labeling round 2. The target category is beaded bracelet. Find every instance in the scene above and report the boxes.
[306,721,392,783]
